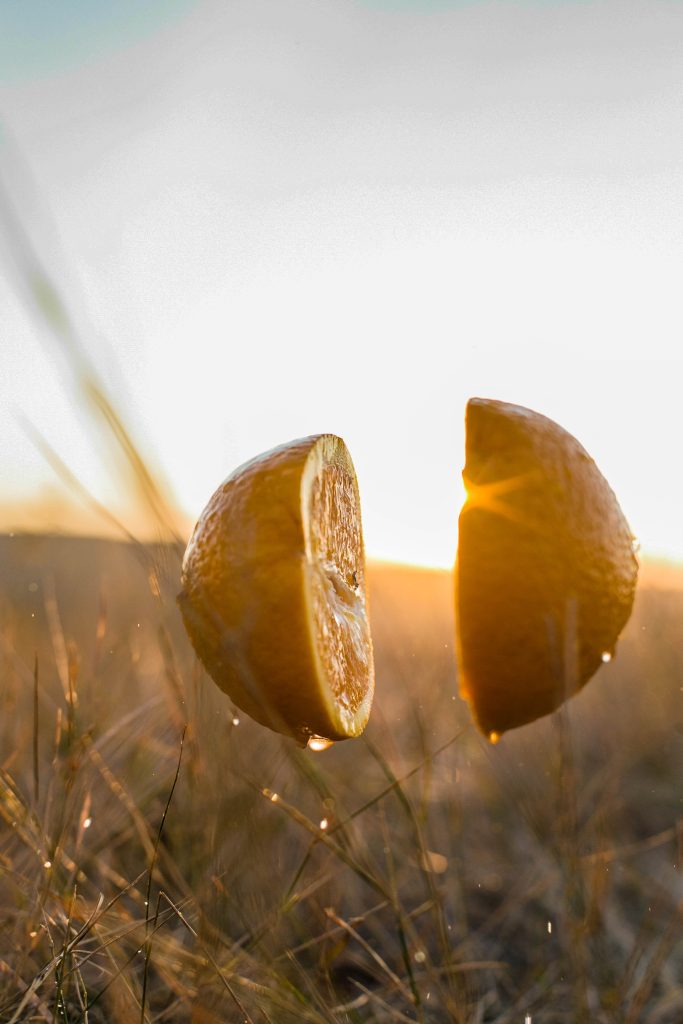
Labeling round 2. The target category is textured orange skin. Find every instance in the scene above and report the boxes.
[456,399,639,737]
[178,435,373,743]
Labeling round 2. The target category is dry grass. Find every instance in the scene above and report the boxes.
[1,534,683,1023]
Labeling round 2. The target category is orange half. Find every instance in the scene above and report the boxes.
[456,398,639,738]
[179,434,375,743]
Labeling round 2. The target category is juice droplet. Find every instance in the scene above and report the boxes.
[601,651,612,663]
[307,735,334,752]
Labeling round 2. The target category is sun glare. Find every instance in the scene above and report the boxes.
[461,472,540,528]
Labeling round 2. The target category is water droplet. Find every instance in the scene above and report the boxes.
[414,950,426,963]
[29,930,37,938]
[319,818,329,830]
[43,860,51,869]
[82,817,92,829]
[232,717,240,726]
[307,735,334,752]
[601,651,612,663]
[488,731,501,745]
[547,920,552,934]
[525,1016,532,1024]
[269,791,279,803]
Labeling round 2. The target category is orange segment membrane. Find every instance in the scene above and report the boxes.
[307,459,372,721]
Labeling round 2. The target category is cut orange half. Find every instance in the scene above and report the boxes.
[456,398,639,738]
[179,434,375,743]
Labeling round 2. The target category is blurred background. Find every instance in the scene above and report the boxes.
[1,0,682,567]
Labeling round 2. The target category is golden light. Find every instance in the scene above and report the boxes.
[461,472,541,527]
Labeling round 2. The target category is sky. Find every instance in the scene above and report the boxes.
[1,0,682,568]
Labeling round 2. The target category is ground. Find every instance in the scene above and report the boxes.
[1,534,682,1023]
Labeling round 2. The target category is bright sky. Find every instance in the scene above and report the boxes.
[1,0,682,567]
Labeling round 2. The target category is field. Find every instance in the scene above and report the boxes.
[1,533,683,1022]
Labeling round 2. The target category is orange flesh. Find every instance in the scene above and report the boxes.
[307,460,371,722]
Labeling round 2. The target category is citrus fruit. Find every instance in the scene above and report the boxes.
[178,434,375,743]
[455,398,639,739]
